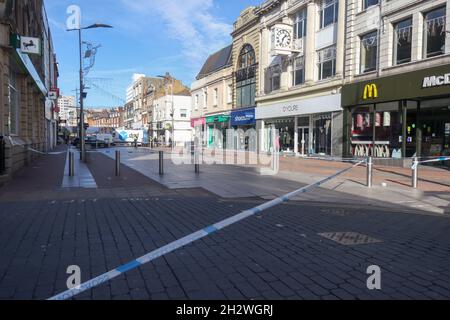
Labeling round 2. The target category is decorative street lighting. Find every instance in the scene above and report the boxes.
[157,74,175,151]
[68,23,113,162]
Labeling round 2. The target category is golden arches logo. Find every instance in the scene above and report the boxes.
[363,84,378,100]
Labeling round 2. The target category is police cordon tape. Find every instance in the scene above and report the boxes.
[412,157,450,170]
[27,147,66,155]
[48,159,366,301]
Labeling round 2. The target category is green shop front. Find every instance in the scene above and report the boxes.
[342,64,450,164]
[206,114,230,148]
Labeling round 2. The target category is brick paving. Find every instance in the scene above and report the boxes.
[0,147,449,300]
[277,156,450,193]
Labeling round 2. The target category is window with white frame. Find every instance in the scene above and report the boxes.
[294,8,307,39]
[317,46,336,80]
[227,84,232,104]
[423,6,446,58]
[393,18,412,65]
[293,55,305,86]
[319,0,339,29]
[363,0,378,11]
[213,88,218,106]
[8,70,19,135]
[194,94,199,110]
[269,65,281,92]
[360,31,378,73]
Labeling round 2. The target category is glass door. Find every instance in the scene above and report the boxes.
[298,127,310,156]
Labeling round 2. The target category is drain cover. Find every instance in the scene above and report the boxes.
[318,232,383,246]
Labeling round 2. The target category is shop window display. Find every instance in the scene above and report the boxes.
[265,119,295,152]
[351,105,402,158]
[313,114,332,155]
[406,105,450,158]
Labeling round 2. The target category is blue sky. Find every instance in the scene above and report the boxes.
[45,0,261,107]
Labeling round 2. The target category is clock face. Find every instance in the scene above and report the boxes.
[276,29,292,48]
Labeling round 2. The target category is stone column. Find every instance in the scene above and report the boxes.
[260,27,270,95]
[294,117,299,154]
[411,11,423,62]
[335,0,346,77]
[305,1,317,84]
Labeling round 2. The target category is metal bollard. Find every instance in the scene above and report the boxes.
[366,157,373,188]
[159,151,164,175]
[115,150,121,177]
[69,152,75,177]
[194,151,200,174]
[412,157,419,189]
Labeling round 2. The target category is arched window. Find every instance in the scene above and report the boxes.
[236,44,257,109]
[238,44,256,69]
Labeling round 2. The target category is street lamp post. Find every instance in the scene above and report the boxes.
[157,74,175,151]
[69,23,112,162]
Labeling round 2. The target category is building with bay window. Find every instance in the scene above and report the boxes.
[342,0,450,165]
[256,0,346,157]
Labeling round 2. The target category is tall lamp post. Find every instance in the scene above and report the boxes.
[68,23,113,161]
[157,74,175,151]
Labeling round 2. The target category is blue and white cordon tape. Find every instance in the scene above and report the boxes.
[412,157,450,170]
[48,159,366,300]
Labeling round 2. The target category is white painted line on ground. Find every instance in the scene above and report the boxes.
[48,160,364,300]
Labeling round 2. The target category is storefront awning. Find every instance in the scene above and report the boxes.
[13,48,47,96]
[342,63,450,107]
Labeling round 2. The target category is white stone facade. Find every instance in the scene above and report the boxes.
[344,0,450,82]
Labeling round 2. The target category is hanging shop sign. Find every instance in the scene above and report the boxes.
[231,108,256,126]
[20,36,42,55]
[48,88,60,100]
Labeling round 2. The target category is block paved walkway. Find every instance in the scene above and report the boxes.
[100,147,450,215]
[0,146,449,300]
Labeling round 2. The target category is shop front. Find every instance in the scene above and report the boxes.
[342,64,450,163]
[256,94,343,156]
[231,108,256,151]
[206,113,230,149]
[191,117,206,146]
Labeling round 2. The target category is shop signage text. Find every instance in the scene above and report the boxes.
[282,105,299,113]
[422,74,450,88]
[231,108,256,126]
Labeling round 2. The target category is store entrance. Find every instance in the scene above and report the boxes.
[298,127,310,156]
[406,100,450,158]
[312,114,332,156]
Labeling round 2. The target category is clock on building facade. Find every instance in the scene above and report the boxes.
[271,24,293,56]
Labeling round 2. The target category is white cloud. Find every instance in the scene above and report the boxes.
[121,0,232,69]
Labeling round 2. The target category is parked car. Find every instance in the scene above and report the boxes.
[85,136,97,147]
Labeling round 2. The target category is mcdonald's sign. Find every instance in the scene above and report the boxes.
[363,84,378,100]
